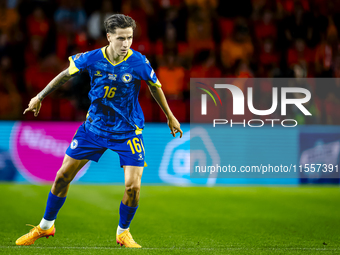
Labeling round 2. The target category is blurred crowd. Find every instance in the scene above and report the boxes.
[0,0,340,124]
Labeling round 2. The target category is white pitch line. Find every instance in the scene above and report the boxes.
[0,246,338,251]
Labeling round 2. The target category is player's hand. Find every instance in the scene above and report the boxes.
[167,115,183,138]
[23,96,42,117]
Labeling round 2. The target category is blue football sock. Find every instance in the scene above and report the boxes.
[43,191,66,221]
[119,201,138,229]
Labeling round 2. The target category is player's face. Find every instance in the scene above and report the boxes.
[107,27,133,57]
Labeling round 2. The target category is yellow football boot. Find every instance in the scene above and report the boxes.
[116,228,141,248]
[16,224,55,246]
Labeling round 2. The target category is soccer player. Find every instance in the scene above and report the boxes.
[16,14,183,248]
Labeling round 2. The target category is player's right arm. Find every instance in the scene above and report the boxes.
[23,68,72,116]
[24,51,90,116]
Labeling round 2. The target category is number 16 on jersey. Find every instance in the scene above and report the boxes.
[103,86,116,98]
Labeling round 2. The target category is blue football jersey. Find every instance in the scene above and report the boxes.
[68,47,161,139]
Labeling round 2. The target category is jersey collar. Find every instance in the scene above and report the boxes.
[101,46,133,66]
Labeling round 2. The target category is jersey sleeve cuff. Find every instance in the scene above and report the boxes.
[68,56,80,76]
[147,79,161,88]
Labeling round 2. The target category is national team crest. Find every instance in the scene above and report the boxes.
[71,139,78,149]
[121,73,132,83]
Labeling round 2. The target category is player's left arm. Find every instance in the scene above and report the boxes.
[140,56,183,138]
[148,85,183,138]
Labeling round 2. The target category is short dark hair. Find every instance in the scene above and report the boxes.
[104,14,136,34]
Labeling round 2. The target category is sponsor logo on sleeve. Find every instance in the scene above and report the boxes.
[75,53,82,60]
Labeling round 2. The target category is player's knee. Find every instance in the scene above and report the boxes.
[125,184,140,198]
[55,170,73,184]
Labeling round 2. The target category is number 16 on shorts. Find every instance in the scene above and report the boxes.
[127,138,145,155]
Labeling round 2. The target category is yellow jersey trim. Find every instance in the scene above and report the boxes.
[135,125,143,135]
[68,57,80,75]
[147,79,162,88]
[72,129,78,140]
[101,47,133,66]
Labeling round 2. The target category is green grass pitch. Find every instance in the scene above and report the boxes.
[0,184,340,254]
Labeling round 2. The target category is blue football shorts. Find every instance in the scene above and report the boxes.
[66,123,146,167]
